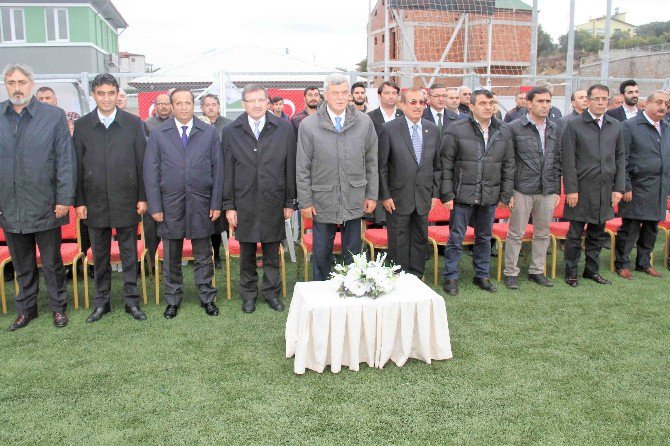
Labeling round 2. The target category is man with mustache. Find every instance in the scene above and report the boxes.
[290,86,321,135]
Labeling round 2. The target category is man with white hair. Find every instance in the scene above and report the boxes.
[0,63,76,330]
[457,85,472,116]
[296,74,379,280]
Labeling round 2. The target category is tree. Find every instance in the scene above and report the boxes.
[537,25,557,56]
[356,58,368,72]
[635,21,670,38]
[558,29,601,54]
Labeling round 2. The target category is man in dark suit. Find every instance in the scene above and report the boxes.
[144,88,224,319]
[379,87,441,278]
[222,85,297,313]
[457,86,472,116]
[606,79,641,122]
[557,89,588,137]
[504,91,527,123]
[422,83,463,136]
[561,84,625,287]
[368,81,403,136]
[615,90,670,279]
[0,63,76,330]
[74,73,148,323]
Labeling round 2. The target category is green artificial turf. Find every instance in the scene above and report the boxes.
[1,245,669,445]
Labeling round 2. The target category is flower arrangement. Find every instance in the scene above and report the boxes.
[329,253,402,298]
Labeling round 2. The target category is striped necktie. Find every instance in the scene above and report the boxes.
[411,124,422,164]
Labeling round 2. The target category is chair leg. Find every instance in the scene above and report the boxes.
[225,249,231,300]
[211,253,217,288]
[72,256,79,310]
[140,251,148,305]
[0,259,7,314]
[430,240,438,287]
[154,251,160,305]
[550,236,557,279]
[663,229,669,268]
[83,258,90,309]
[302,246,309,281]
[609,232,616,272]
[494,237,503,281]
[280,246,286,298]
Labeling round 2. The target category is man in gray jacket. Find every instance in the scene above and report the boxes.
[296,74,378,281]
[0,63,76,330]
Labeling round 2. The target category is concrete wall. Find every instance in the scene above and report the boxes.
[579,52,670,84]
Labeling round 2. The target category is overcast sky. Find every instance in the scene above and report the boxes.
[114,0,669,72]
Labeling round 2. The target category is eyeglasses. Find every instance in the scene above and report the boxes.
[155,102,170,107]
[431,94,448,99]
[406,100,426,106]
[244,98,268,104]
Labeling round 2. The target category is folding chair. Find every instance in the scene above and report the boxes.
[0,228,19,314]
[299,216,342,280]
[492,223,536,281]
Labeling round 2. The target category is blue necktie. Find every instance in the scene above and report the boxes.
[253,121,260,140]
[181,126,188,147]
[335,116,342,132]
[411,124,422,164]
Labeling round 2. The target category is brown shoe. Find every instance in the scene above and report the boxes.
[53,312,68,328]
[636,267,663,277]
[616,268,633,280]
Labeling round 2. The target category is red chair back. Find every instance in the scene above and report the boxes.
[494,205,511,220]
[428,201,451,223]
[553,194,566,219]
[61,207,78,241]
[0,228,5,243]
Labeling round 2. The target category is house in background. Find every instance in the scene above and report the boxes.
[576,8,636,39]
[0,0,127,74]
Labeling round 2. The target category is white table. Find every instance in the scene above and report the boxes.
[285,274,453,374]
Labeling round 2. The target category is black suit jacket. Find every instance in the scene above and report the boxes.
[378,117,441,215]
[606,105,639,122]
[368,107,404,136]
[422,107,463,134]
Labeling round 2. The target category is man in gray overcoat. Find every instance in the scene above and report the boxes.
[296,74,378,281]
[144,88,224,319]
[614,90,670,279]
[561,84,626,287]
[222,84,296,313]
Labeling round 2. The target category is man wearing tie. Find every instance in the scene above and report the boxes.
[222,85,297,313]
[422,83,462,136]
[379,87,441,278]
[561,84,625,287]
[144,88,224,319]
[615,90,670,279]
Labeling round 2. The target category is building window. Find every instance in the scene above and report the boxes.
[0,8,26,43]
[45,8,69,42]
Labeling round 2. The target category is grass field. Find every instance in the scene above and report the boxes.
[1,245,669,445]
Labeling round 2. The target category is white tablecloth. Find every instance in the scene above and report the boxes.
[285,274,453,374]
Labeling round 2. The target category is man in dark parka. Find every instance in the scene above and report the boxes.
[561,84,625,287]
[614,91,670,278]
[222,85,296,313]
[144,88,224,319]
[74,73,148,323]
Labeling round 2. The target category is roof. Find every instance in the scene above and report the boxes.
[385,0,532,13]
[119,52,144,58]
[5,0,128,28]
[129,45,361,86]
[581,16,637,28]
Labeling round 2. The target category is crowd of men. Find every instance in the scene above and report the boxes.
[1,61,669,331]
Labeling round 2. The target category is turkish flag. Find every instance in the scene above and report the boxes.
[266,89,306,118]
[138,91,167,120]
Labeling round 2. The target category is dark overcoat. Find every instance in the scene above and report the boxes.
[221,112,296,243]
[143,118,224,240]
[618,113,670,221]
[0,97,75,234]
[73,107,146,228]
[561,112,626,224]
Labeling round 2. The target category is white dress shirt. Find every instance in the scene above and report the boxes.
[623,104,638,120]
[430,107,445,125]
[97,107,117,129]
[381,107,398,123]
[643,111,662,135]
[327,107,346,129]
[174,117,194,137]
[247,114,266,137]
[588,110,604,129]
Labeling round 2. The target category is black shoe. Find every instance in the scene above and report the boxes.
[503,275,519,290]
[266,297,285,312]
[201,302,219,316]
[87,266,95,279]
[528,273,554,287]
[242,300,256,313]
[53,312,68,328]
[125,305,147,321]
[473,276,497,293]
[565,276,579,287]
[214,258,222,269]
[442,279,459,296]
[163,305,179,319]
[583,273,612,285]
[8,309,38,331]
[86,303,111,323]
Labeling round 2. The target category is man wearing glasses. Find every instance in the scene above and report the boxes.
[378,88,441,278]
[423,83,461,136]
